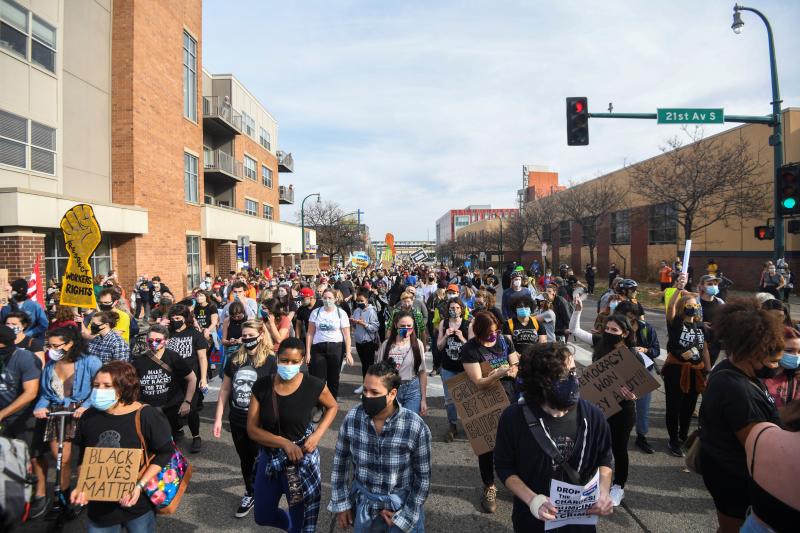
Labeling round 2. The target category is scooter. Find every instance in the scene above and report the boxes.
[45,409,79,533]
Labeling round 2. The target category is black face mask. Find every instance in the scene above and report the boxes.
[170,319,185,330]
[243,337,260,350]
[754,365,780,379]
[90,323,102,335]
[356,303,366,310]
[546,375,581,410]
[98,303,114,311]
[602,332,624,346]
[362,394,388,417]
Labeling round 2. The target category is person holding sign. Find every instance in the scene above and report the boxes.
[494,343,613,532]
[437,297,472,442]
[460,310,521,514]
[71,361,174,532]
[378,311,428,416]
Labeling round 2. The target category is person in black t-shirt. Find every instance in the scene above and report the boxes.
[5,311,45,365]
[165,304,208,453]
[502,295,547,348]
[192,290,219,346]
[71,361,173,531]
[132,325,196,439]
[436,298,472,442]
[248,338,338,531]
[213,320,276,518]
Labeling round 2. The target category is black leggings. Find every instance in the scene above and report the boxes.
[231,422,259,494]
[355,342,376,380]
[608,400,636,487]
[163,404,200,438]
[662,364,699,443]
[478,451,494,486]
[310,342,343,399]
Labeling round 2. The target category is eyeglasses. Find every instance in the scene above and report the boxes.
[47,342,67,350]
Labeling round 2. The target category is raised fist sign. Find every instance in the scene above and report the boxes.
[60,204,102,307]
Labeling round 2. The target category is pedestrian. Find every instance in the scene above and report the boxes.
[502,271,533,319]
[494,342,614,532]
[389,291,426,340]
[698,274,725,366]
[545,284,571,342]
[608,263,620,286]
[305,288,353,400]
[213,320,277,518]
[328,359,431,532]
[782,264,794,302]
[248,338,338,532]
[460,311,521,513]
[351,289,380,395]
[437,297,471,442]
[700,299,783,533]
[569,298,639,506]
[70,361,174,533]
[378,311,428,416]
[5,311,45,365]
[659,260,673,292]
[759,264,784,299]
[585,263,596,294]
[86,311,130,363]
[663,275,710,457]
[503,295,547,347]
[1,278,49,340]
[762,327,800,409]
[193,290,219,351]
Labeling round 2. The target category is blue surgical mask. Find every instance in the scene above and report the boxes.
[609,302,618,312]
[705,285,719,297]
[398,326,412,338]
[780,353,800,370]
[277,364,301,380]
[90,388,118,411]
[516,307,531,319]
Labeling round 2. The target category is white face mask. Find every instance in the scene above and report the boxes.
[512,279,522,289]
[48,348,65,361]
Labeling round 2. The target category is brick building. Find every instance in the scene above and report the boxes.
[0,0,312,296]
[435,205,518,245]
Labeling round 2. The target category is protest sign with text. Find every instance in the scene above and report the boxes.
[76,447,143,502]
[59,204,102,308]
[578,347,660,417]
[301,258,320,276]
[545,470,600,530]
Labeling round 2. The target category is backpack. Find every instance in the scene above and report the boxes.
[0,436,34,528]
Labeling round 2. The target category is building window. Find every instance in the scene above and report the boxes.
[30,120,54,173]
[243,155,256,180]
[262,203,273,220]
[261,164,272,188]
[182,31,197,121]
[242,112,255,137]
[0,109,55,174]
[0,0,28,58]
[44,231,111,282]
[184,152,198,203]
[581,217,596,245]
[31,16,55,71]
[610,210,631,245]
[244,198,258,216]
[542,223,552,243]
[559,221,571,245]
[649,203,678,244]
[259,127,271,151]
[186,236,200,289]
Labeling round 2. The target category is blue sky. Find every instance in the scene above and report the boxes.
[202,0,800,241]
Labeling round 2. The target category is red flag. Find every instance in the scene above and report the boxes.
[27,254,44,304]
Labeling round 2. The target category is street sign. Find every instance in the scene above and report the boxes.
[410,249,428,264]
[657,108,724,124]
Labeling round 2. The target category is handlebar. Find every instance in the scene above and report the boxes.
[47,410,76,417]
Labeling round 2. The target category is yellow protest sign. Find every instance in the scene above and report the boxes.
[59,204,102,308]
[76,447,143,502]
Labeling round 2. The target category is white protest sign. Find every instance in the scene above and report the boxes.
[544,470,600,531]
[681,239,692,274]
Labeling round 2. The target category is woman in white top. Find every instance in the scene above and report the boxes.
[305,288,353,399]
[377,311,428,415]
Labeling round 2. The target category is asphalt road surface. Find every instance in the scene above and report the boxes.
[24,296,717,532]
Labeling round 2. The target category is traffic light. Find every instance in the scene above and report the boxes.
[778,163,800,216]
[754,226,775,240]
[566,97,589,146]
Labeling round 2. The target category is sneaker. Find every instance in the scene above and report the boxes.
[190,436,202,454]
[635,435,655,454]
[29,495,49,519]
[354,385,364,395]
[480,485,497,514]
[609,484,624,507]
[444,423,457,443]
[173,429,185,440]
[235,493,255,518]
[667,440,684,457]
[429,368,440,377]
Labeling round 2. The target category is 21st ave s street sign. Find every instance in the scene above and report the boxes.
[657,108,724,124]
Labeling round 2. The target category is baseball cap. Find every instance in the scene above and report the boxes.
[299,287,314,297]
[11,279,28,296]
[0,325,16,346]
[699,274,720,284]
[511,271,523,279]
[446,284,459,293]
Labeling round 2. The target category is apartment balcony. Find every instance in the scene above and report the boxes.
[204,148,243,183]
[202,96,242,137]
[279,185,294,204]
[200,203,308,255]
[277,150,294,173]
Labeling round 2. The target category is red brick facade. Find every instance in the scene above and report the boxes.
[0,234,45,280]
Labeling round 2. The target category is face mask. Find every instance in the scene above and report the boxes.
[148,339,163,352]
[9,325,22,335]
[398,326,412,338]
[98,303,114,311]
[548,374,581,409]
[684,307,699,317]
[609,302,618,312]
[260,308,269,318]
[243,337,260,350]
[90,387,118,411]
[323,298,336,308]
[170,318,185,330]
[303,298,312,306]
[448,309,457,318]
[356,302,366,310]
[755,365,780,379]
[485,332,498,343]
[277,363,301,381]
[90,323,103,335]
[362,394,388,417]
[603,331,623,345]
[705,285,719,296]
[516,307,531,319]
[779,353,800,370]
[447,293,458,300]
[48,348,65,361]
[474,303,485,311]
[512,280,522,289]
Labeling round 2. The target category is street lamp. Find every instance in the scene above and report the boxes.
[731,4,784,260]
[300,193,321,256]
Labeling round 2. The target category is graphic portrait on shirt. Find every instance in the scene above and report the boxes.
[96,430,122,448]
[232,367,257,409]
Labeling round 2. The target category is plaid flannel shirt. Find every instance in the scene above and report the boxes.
[328,404,432,533]
[87,331,129,363]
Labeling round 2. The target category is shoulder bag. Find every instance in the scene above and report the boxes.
[521,403,581,485]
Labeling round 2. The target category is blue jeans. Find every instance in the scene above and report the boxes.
[635,368,657,435]
[254,453,305,533]
[740,509,774,533]
[397,377,421,414]
[439,368,461,425]
[355,507,425,532]
[88,511,155,533]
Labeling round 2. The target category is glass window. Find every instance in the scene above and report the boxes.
[182,31,197,121]
[0,109,27,168]
[610,210,631,245]
[559,221,571,245]
[542,223,552,243]
[31,16,55,72]
[259,127,271,151]
[0,0,27,58]
[262,203,273,220]
[186,236,200,289]
[244,198,258,216]
[581,217,596,245]
[243,155,256,180]
[261,164,272,188]
[184,152,198,203]
[29,120,55,174]
[241,112,255,137]
[649,203,678,244]
[44,231,111,283]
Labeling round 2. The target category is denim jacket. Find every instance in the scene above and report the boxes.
[34,354,102,410]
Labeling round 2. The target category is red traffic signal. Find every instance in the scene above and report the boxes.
[566,97,589,146]
[754,225,775,240]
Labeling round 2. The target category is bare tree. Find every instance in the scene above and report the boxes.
[629,127,769,241]
[298,201,362,260]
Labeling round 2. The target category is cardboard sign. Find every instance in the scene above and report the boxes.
[410,249,428,264]
[578,347,660,417]
[350,251,370,268]
[446,363,510,455]
[0,268,8,306]
[300,259,319,276]
[545,470,600,530]
[59,204,101,308]
[76,447,143,502]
